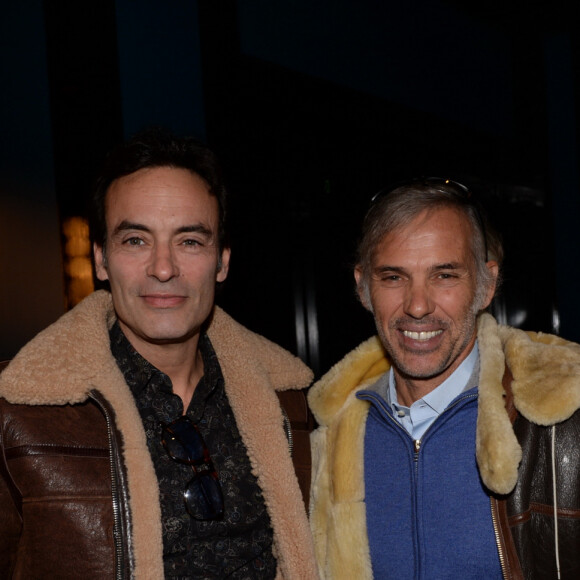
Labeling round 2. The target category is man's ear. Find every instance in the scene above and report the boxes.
[482,260,499,309]
[93,242,109,281]
[354,265,372,311]
[216,247,231,283]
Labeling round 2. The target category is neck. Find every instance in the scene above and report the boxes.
[393,374,439,407]
[125,332,205,412]
[393,340,477,407]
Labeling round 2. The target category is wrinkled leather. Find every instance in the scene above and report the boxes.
[277,388,315,508]
[497,375,580,579]
[0,397,118,579]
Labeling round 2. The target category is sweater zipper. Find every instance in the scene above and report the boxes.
[412,392,477,467]
[90,393,125,580]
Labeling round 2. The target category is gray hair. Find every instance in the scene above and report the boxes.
[356,179,502,309]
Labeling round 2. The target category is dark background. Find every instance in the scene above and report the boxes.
[1,0,579,376]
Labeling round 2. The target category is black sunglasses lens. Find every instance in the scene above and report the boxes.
[162,418,224,520]
[184,472,224,520]
[162,420,205,463]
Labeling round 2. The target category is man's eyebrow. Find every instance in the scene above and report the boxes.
[431,262,464,271]
[111,221,214,237]
[112,221,149,237]
[175,224,213,236]
[371,262,467,275]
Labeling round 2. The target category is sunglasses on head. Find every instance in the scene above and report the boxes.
[371,177,488,260]
[161,416,224,520]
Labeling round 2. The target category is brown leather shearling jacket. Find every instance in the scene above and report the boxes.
[309,313,580,579]
[0,291,319,579]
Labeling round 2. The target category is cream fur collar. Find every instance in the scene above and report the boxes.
[0,290,312,404]
[309,313,580,495]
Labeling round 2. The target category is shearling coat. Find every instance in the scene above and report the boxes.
[309,313,580,579]
[0,290,318,579]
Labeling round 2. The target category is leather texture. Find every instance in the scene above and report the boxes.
[497,369,580,580]
[277,388,315,509]
[503,411,580,579]
[0,396,117,579]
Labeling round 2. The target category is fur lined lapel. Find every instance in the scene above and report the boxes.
[206,306,318,579]
[0,291,120,405]
[500,324,580,424]
[475,314,522,494]
[308,336,389,426]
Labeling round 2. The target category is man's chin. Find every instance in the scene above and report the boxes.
[120,324,200,348]
[144,331,198,346]
[389,353,450,382]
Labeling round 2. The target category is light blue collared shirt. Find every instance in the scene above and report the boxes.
[388,342,479,441]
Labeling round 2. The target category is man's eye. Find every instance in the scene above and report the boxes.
[376,274,403,284]
[125,237,144,246]
[182,239,201,246]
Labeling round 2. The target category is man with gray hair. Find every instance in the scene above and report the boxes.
[308,177,580,579]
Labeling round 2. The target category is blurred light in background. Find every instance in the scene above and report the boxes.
[62,216,93,308]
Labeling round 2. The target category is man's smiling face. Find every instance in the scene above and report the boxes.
[356,206,496,394]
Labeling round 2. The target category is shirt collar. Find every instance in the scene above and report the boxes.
[109,320,222,408]
[109,320,164,396]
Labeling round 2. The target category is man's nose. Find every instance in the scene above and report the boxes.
[146,244,179,282]
[403,282,434,319]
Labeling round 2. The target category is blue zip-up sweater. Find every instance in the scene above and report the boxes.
[358,386,502,579]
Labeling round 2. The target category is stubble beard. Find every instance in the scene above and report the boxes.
[378,304,480,382]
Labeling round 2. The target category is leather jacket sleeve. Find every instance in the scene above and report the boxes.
[0,396,117,579]
[0,360,21,577]
[0,406,23,578]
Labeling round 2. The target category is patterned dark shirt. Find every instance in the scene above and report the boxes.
[110,322,276,579]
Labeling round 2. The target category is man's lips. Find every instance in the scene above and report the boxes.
[141,294,186,308]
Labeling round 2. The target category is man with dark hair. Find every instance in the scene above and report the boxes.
[309,178,580,579]
[0,129,318,579]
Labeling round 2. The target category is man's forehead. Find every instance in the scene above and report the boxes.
[373,208,474,261]
[103,167,219,236]
[106,168,214,208]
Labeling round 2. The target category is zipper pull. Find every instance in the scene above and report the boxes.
[414,439,421,453]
